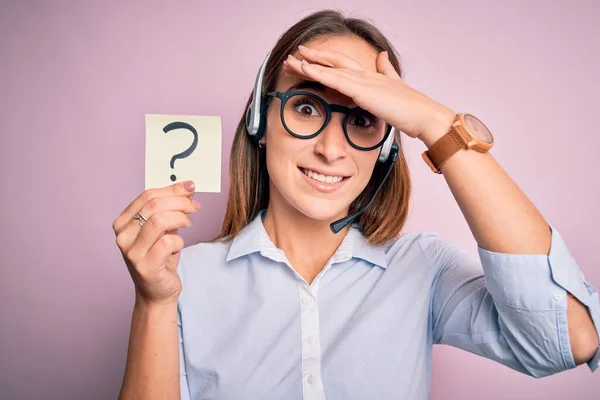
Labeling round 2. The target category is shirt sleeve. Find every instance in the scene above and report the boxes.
[424,221,600,378]
[178,302,191,400]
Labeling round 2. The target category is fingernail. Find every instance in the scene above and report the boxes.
[301,59,309,66]
[192,200,201,209]
[183,180,195,191]
[298,45,308,51]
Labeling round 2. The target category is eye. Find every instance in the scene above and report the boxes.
[348,112,374,128]
[292,98,320,117]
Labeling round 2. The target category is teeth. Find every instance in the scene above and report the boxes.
[302,168,344,183]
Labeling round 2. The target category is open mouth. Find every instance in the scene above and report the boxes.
[298,167,350,184]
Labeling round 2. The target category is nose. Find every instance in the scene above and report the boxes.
[313,114,348,162]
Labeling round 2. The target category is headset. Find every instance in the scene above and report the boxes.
[245,51,400,233]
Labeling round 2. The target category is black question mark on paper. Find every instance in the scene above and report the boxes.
[163,121,198,182]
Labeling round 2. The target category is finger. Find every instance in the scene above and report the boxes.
[126,210,192,263]
[282,59,310,79]
[293,58,364,100]
[113,180,196,234]
[142,233,185,273]
[377,51,402,82]
[287,53,368,80]
[115,195,200,252]
[296,45,365,70]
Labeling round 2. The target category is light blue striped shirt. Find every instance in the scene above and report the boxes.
[176,209,600,399]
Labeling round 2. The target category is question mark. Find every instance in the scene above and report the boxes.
[163,121,198,182]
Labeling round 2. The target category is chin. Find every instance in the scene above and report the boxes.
[279,188,353,223]
[298,200,349,222]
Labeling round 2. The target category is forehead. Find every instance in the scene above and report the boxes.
[301,35,379,70]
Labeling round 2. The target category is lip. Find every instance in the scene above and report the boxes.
[298,167,349,193]
[299,166,350,178]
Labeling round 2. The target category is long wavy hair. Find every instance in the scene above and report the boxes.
[210,9,411,246]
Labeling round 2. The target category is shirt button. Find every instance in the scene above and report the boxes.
[553,291,564,301]
[306,337,315,346]
[301,297,312,305]
[307,375,314,385]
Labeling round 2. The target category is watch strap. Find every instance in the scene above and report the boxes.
[423,127,467,173]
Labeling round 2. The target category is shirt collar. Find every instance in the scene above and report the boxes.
[225,210,266,262]
[226,209,388,269]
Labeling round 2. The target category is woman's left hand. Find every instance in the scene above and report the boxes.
[284,45,456,142]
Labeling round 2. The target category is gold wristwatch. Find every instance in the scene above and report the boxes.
[422,113,494,174]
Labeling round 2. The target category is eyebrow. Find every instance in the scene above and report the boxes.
[285,80,359,108]
[286,80,327,92]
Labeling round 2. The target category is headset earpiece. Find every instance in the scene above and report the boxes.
[246,52,272,143]
[377,126,395,163]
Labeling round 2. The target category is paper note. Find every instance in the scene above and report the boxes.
[145,114,221,192]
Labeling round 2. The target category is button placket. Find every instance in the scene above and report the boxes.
[297,282,326,399]
[301,296,313,306]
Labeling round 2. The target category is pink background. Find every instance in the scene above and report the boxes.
[1,1,598,399]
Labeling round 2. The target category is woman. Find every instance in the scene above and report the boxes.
[114,9,600,400]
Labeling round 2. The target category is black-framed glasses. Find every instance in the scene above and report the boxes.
[266,90,392,151]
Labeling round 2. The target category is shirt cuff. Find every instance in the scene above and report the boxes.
[477,221,600,372]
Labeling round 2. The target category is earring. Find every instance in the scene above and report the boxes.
[258,140,265,148]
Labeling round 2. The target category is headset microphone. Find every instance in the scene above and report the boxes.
[330,143,399,234]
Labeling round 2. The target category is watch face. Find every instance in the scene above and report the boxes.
[464,114,493,143]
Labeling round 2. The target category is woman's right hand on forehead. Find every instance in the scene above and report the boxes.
[112,180,200,305]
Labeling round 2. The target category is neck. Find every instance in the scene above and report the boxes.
[262,192,351,284]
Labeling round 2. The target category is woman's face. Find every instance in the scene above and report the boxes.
[263,35,382,222]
